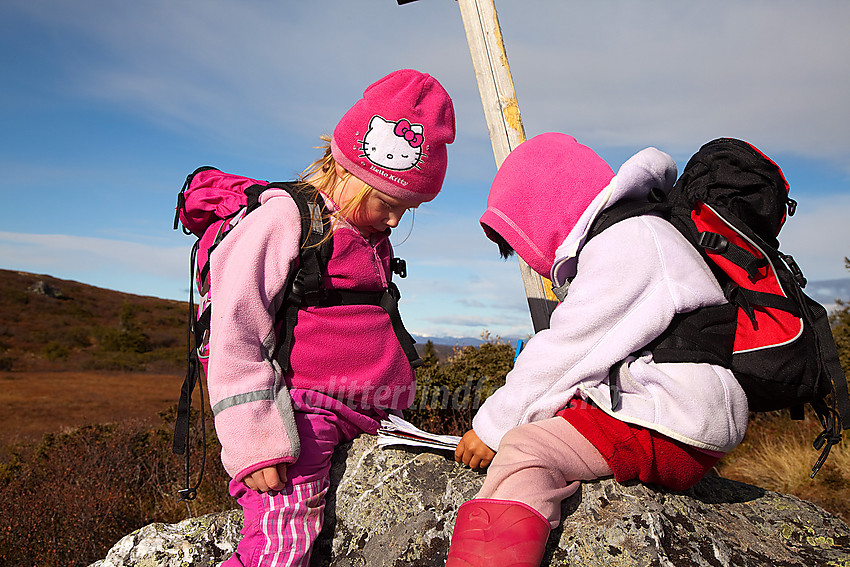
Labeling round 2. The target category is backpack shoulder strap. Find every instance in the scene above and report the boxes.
[268,182,333,374]
[586,188,670,242]
[267,181,333,302]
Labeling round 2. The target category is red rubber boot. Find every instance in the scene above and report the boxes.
[445,499,550,567]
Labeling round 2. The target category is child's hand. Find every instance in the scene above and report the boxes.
[243,463,288,493]
[455,429,495,469]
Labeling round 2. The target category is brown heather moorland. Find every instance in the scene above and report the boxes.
[0,269,188,458]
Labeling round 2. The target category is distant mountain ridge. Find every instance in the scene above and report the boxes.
[411,334,525,348]
[805,278,850,310]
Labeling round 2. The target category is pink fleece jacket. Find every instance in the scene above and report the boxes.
[475,140,749,454]
[207,189,415,480]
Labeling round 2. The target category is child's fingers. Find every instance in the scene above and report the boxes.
[244,470,268,492]
[470,447,495,469]
[263,467,286,492]
[454,445,464,463]
[243,466,287,493]
[454,438,468,463]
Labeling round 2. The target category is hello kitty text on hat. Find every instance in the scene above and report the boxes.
[330,69,456,203]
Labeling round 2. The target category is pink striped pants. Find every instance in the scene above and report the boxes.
[222,392,377,567]
[224,477,329,566]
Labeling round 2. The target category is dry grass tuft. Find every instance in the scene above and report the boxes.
[716,410,850,524]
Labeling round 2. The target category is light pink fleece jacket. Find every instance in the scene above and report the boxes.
[207,189,415,480]
[474,146,749,454]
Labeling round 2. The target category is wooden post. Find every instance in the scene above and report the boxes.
[456,0,557,333]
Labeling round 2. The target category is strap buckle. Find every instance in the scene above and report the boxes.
[178,487,198,501]
[780,252,808,288]
[698,231,729,253]
[289,269,324,306]
[390,257,407,278]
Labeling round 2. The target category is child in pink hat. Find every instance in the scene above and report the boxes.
[446,133,748,567]
[208,69,454,567]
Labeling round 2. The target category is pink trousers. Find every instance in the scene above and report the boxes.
[222,393,378,567]
[476,399,722,528]
[474,417,613,528]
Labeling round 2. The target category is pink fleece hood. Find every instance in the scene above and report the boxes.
[480,133,616,277]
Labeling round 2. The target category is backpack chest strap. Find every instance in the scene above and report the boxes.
[275,282,423,372]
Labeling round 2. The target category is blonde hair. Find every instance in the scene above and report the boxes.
[297,136,376,246]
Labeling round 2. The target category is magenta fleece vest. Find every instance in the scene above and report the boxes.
[285,225,416,410]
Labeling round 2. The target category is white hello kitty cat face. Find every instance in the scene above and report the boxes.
[360,115,424,171]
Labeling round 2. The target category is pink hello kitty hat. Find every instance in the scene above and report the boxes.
[330,69,456,203]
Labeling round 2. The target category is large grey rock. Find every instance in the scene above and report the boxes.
[92,434,850,566]
[90,510,242,567]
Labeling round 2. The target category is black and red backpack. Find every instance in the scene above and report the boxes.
[586,138,850,476]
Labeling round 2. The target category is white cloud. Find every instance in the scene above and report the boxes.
[7,0,473,158]
[496,1,850,166]
[0,232,187,300]
[13,0,848,167]
[777,194,850,281]
[386,210,533,337]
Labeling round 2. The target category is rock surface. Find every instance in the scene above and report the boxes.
[27,279,66,299]
[92,434,850,567]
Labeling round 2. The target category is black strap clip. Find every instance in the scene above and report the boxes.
[390,257,408,278]
[787,197,798,217]
[178,487,198,501]
[780,253,808,288]
[811,428,842,478]
[698,231,729,254]
[288,269,324,307]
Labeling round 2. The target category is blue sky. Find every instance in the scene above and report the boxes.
[1,0,849,339]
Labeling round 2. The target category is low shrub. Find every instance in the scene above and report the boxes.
[408,335,514,436]
[0,408,230,567]
[41,341,70,361]
[99,327,152,354]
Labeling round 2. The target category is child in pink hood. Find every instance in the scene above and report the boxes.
[209,69,455,567]
[446,133,748,567]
